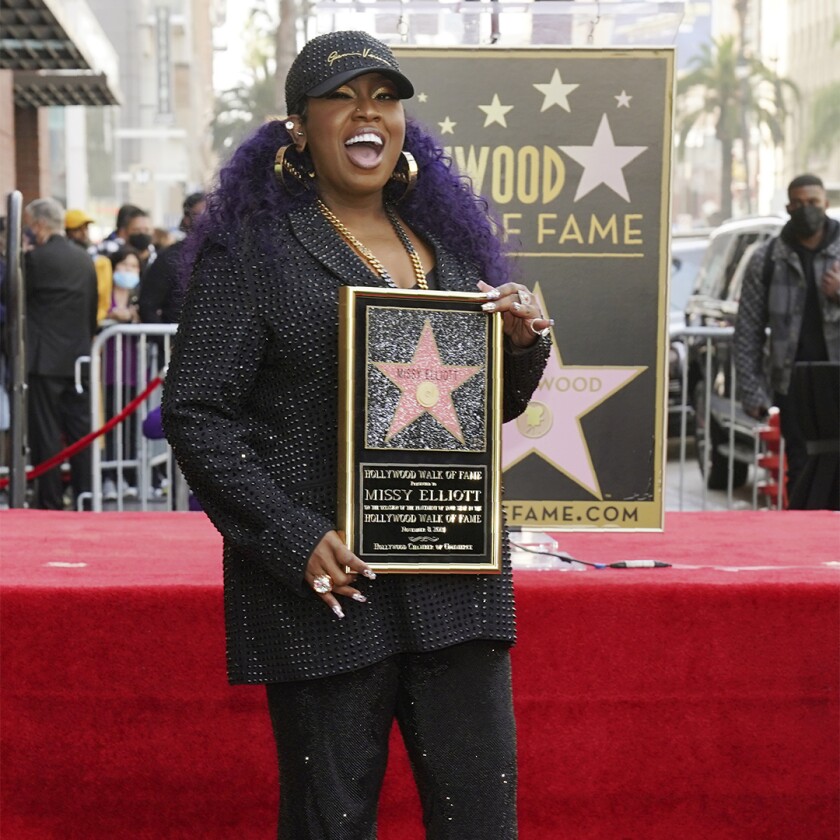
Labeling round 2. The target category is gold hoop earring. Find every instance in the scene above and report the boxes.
[389,150,418,202]
[273,144,315,194]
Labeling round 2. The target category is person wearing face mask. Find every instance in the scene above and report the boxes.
[126,221,154,264]
[99,205,156,268]
[107,248,142,324]
[735,173,840,505]
[99,247,143,502]
[23,198,98,509]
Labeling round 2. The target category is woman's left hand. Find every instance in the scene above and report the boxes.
[477,280,553,348]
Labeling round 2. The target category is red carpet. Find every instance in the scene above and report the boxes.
[2,510,838,839]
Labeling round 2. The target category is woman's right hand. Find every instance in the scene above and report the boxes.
[305,530,375,618]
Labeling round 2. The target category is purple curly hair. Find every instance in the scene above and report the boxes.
[181,117,511,287]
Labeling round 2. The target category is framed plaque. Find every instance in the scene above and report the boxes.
[338,287,503,573]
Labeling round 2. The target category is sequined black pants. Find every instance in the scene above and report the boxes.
[265,640,517,840]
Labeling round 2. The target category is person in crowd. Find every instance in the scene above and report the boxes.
[65,208,114,324]
[152,227,176,253]
[162,30,551,840]
[139,191,206,326]
[139,192,207,501]
[735,173,840,507]
[99,204,156,268]
[105,247,142,327]
[64,208,98,256]
[100,246,142,501]
[23,198,97,509]
[101,204,134,246]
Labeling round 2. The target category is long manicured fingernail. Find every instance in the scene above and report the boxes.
[484,289,500,300]
[481,302,497,312]
[362,568,376,580]
[548,318,555,327]
[352,593,368,603]
[512,302,522,312]
[332,604,345,619]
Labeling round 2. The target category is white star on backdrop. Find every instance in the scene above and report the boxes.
[478,94,514,127]
[559,114,647,202]
[417,92,429,103]
[533,69,580,113]
[438,116,457,135]
[615,90,632,108]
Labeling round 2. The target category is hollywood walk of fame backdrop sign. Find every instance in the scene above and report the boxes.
[338,287,504,572]
[395,47,674,530]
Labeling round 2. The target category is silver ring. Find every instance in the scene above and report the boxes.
[517,290,530,306]
[312,574,333,594]
[528,319,551,338]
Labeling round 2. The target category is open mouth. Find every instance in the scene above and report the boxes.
[345,132,384,169]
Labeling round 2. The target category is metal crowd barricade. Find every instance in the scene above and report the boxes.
[81,324,178,512]
[5,191,27,508]
[668,324,784,511]
[64,322,782,515]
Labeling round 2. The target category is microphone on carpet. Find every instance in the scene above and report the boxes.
[608,560,671,568]
[510,541,672,569]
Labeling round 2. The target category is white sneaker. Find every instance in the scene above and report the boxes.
[103,479,118,501]
[122,485,138,499]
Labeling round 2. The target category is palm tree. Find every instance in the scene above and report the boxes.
[212,73,277,158]
[676,35,798,219]
[805,83,840,163]
[806,23,840,163]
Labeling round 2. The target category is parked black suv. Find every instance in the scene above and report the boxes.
[683,216,784,488]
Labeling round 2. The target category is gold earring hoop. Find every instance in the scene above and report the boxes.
[389,150,418,202]
[273,144,315,195]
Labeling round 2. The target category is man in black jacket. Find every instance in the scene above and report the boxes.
[24,198,98,509]
[138,191,205,327]
[735,174,840,507]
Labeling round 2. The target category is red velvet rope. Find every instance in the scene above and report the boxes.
[0,376,163,490]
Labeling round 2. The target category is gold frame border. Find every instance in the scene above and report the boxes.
[338,286,503,573]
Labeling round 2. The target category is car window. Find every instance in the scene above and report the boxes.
[670,240,708,311]
[693,232,733,298]
[728,240,764,303]
[722,233,763,298]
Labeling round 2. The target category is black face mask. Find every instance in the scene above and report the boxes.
[790,205,826,239]
[128,233,152,251]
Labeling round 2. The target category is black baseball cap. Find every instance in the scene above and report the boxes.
[285,30,414,114]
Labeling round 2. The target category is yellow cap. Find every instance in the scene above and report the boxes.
[65,209,95,230]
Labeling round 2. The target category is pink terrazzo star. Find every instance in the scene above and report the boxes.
[373,319,482,444]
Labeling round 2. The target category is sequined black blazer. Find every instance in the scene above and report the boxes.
[162,203,550,684]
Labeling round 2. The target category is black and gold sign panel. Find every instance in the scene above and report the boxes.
[395,48,674,531]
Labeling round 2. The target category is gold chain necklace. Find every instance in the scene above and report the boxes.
[316,199,428,290]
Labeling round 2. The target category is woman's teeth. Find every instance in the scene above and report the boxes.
[345,133,383,147]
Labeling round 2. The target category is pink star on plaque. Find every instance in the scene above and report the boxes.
[502,284,646,499]
[374,319,482,444]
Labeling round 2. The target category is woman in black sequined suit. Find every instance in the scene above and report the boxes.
[163,30,551,840]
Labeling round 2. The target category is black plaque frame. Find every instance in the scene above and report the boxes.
[338,287,503,573]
